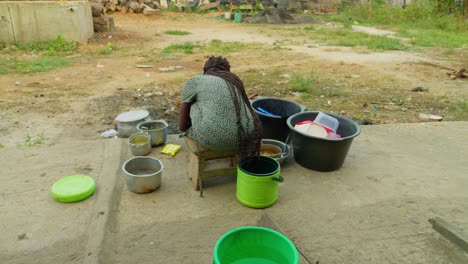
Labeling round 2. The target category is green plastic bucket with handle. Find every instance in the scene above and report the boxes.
[213,226,299,264]
[236,156,283,208]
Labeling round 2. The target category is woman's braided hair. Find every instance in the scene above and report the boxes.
[203,56,262,158]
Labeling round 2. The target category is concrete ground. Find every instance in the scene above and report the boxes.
[1,122,467,264]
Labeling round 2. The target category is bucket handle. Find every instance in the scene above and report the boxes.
[140,126,150,134]
[272,175,284,183]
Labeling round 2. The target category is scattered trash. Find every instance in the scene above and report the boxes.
[327,100,331,105]
[159,66,183,72]
[145,73,151,78]
[108,35,112,39]
[419,113,443,121]
[100,129,118,138]
[358,119,373,125]
[15,81,20,85]
[96,64,104,68]
[446,68,467,80]
[136,64,154,68]
[411,86,427,92]
[162,105,167,111]
[351,74,360,78]
[248,93,258,100]
[372,106,377,111]
[281,74,291,79]
[160,144,181,157]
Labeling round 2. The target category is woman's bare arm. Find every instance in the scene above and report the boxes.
[179,102,192,131]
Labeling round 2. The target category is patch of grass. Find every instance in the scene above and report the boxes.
[96,42,115,55]
[164,30,191,35]
[397,28,468,48]
[162,42,199,56]
[326,2,468,49]
[309,28,407,50]
[24,132,46,146]
[288,71,321,94]
[0,143,4,148]
[451,100,468,119]
[0,56,72,74]
[205,39,247,53]
[303,25,315,31]
[14,35,77,55]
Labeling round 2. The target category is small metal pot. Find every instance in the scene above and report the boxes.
[128,132,152,156]
[137,120,168,147]
[122,157,163,194]
[261,139,291,165]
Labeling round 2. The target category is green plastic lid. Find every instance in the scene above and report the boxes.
[51,175,96,203]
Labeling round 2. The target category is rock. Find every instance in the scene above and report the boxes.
[121,6,129,13]
[143,8,160,15]
[91,3,104,17]
[93,16,115,32]
[17,233,27,240]
[128,1,142,12]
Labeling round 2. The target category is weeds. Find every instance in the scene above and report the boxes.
[0,57,72,74]
[397,28,468,48]
[288,71,321,94]
[205,39,247,53]
[97,42,115,55]
[164,30,191,35]
[0,143,4,148]
[162,42,198,55]
[327,1,468,49]
[14,35,77,55]
[309,28,407,50]
[24,132,46,146]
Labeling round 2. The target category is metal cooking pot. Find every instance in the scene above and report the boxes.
[115,110,150,138]
[137,120,168,147]
[261,139,291,165]
[128,132,152,156]
[122,156,163,194]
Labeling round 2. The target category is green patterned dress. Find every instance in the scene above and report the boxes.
[182,75,256,150]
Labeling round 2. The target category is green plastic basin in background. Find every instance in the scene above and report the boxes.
[213,226,299,264]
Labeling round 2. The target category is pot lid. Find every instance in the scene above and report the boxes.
[51,175,96,203]
[115,110,149,122]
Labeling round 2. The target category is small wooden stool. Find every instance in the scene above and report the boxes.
[184,137,238,191]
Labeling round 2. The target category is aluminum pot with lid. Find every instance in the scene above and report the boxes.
[115,110,150,138]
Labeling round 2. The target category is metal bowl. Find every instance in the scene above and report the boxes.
[261,139,291,165]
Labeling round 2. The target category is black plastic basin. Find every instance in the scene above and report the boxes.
[287,111,361,171]
[252,97,305,142]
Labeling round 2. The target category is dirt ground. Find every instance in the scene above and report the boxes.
[0,12,466,147]
[1,13,468,264]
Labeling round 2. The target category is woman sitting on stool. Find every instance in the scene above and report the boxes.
[179,56,262,159]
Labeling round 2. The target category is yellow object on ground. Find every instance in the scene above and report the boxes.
[160,144,182,157]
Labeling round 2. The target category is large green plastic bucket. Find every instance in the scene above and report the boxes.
[237,156,283,209]
[213,226,299,264]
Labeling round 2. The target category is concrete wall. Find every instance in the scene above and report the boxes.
[0,1,93,44]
